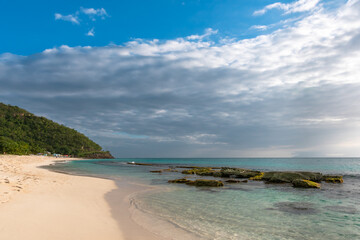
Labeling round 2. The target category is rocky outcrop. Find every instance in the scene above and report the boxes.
[168,178,192,184]
[217,167,261,178]
[322,175,343,183]
[168,178,224,187]
[261,171,323,183]
[181,167,215,176]
[129,162,343,189]
[225,179,248,183]
[292,179,321,188]
[187,179,224,187]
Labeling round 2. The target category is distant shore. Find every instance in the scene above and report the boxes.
[0,155,163,240]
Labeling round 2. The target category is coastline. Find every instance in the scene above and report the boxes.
[0,155,163,240]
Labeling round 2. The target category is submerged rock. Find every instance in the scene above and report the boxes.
[292,179,321,188]
[225,179,248,183]
[272,202,319,214]
[225,179,241,183]
[168,178,224,187]
[186,179,224,187]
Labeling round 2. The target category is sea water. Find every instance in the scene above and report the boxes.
[46,158,360,240]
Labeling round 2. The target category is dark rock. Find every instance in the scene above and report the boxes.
[225,179,241,183]
[168,178,224,187]
[186,179,224,187]
[219,167,260,178]
[262,171,323,183]
[168,178,192,184]
[225,179,248,183]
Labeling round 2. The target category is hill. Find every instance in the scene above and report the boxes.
[0,103,113,159]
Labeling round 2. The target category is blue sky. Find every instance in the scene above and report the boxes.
[1,0,360,157]
[1,0,316,55]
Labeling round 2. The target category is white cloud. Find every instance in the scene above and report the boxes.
[54,13,79,24]
[80,7,108,20]
[54,7,108,36]
[254,0,320,16]
[186,28,218,40]
[55,7,108,25]
[250,25,268,31]
[86,28,95,37]
[3,0,360,157]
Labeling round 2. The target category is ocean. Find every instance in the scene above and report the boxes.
[46,158,360,240]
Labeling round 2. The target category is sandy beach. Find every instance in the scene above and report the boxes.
[0,155,163,240]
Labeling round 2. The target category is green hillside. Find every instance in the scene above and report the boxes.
[0,102,113,158]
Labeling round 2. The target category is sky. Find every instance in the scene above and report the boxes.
[1,0,360,158]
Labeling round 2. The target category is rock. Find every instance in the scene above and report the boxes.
[262,172,323,183]
[163,168,178,172]
[168,178,224,187]
[249,172,264,180]
[186,179,224,187]
[292,179,321,188]
[212,171,223,178]
[168,178,192,184]
[225,179,241,183]
[181,167,215,176]
[219,167,261,178]
[322,175,343,183]
[225,179,248,183]
[150,170,162,173]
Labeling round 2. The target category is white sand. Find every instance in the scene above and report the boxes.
[0,155,163,240]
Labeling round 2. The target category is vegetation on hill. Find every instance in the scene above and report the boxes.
[0,103,113,158]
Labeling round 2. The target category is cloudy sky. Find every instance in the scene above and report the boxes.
[1,0,360,158]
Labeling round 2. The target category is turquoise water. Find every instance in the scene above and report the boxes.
[47,158,360,240]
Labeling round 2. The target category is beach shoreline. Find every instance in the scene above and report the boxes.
[0,155,163,240]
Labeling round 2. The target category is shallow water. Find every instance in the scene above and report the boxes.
[47,158,360,240]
